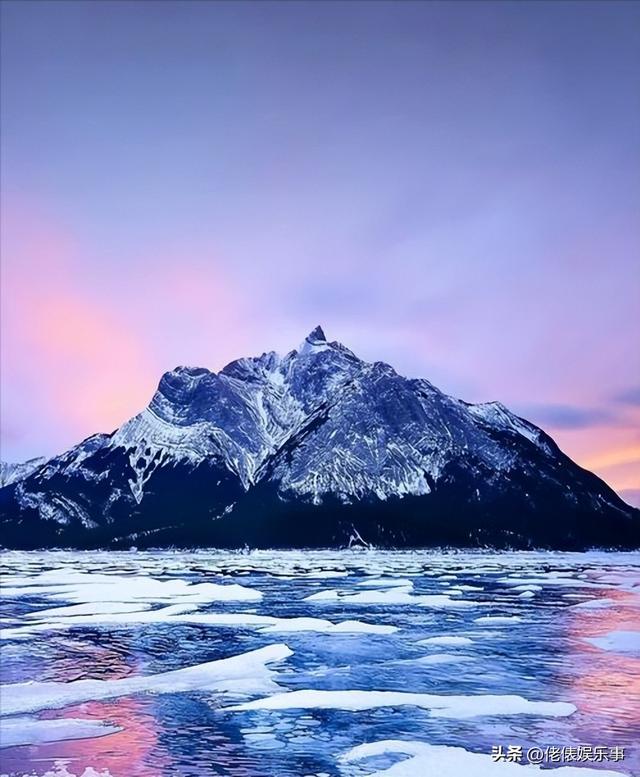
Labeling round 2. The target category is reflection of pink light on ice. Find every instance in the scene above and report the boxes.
[58,697,167,776]
[0,632,172,777]
[567,587,640,732]
[0,697,169,777]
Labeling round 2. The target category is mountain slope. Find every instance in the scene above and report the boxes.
[0,457,47,488]
[1,327,637,549]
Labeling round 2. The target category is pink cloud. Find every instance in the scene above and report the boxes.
[549,422,640,497]
[1,200,259,458]
[1,204,157,452]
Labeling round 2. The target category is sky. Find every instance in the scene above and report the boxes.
[1,0,639,505]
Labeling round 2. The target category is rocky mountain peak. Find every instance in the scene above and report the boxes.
[1,328,637,550]
[307,325,327,342]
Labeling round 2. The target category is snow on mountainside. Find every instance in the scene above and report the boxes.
[0,327,638,550]
[0,457,47,487]
[111,326,358,493]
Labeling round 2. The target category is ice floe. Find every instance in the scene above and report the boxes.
[571,598,616,610]
[25,601,154,619]
[2,570,134,588]
[0,716,121,747]
[1,643,292,715]
[0,761,116,777]
[583,630,640,655]
[1,603,198,639]
[2,608,395,639]
[339,740,626,776]
[497,576,599,589]
[260,618,397,634]
[1,573,262,604]
[474,616,522,625]
[356,578,414,588]
[303,589,476,608]
[304,590,341,602]
[299,570,349,578]
[228,689,576,718]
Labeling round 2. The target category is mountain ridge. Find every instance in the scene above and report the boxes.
[1,327,638,549]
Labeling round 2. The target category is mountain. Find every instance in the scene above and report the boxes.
[0,457,47,488]
[1,327,638,550]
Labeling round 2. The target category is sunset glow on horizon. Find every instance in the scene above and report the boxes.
[1,1,638,505]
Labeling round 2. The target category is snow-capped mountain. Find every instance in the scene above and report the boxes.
[0,457,47,488]
[1,327,638,549]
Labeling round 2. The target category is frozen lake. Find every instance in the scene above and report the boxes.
[1,550,638,777]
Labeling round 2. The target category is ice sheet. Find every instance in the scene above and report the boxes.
[1,643,293,715]
[356,578,415,588]
[2,608,395,639]
[2,549,638,777]
[304,589,476,608]
[497,576,598,589]
[1,603,198,639]
[2,572,262,604]
[571,598,616,610]
[584,630,640,655]
[25,602,154,619]
[339,740,626,776]
[0,761,116,777]
[228,689,576,718]
[260,618,397,634]
[0,716,121,747]
[302,570,349,578]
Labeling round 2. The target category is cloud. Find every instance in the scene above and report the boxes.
[0,199,271,460]
[619,489,640,509]
[583,444,640,472]
[515,403,617,430]
[613,386,640,406]
[1,204,158,456]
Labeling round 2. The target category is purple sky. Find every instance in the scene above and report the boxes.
[1,1,639,503]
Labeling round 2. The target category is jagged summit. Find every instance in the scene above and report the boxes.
[307,325,327,342]
[298,324,330,355]
[1,329,638,550]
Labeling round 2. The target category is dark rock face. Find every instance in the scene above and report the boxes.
[1,328,638,550]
